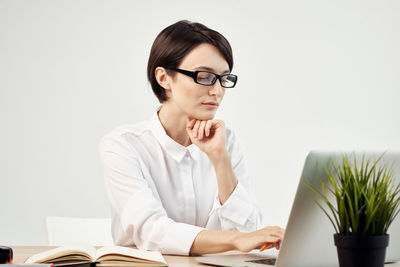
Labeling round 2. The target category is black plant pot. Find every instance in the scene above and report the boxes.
[334,234,389,267]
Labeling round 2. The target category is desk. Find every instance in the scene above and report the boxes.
[11,246,400,267]
[11,247,203,267]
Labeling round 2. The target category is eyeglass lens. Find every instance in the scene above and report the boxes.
[196,72,236,88]
[197,72,216,85]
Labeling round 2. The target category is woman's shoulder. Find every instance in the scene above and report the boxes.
[105,120,150,136]
[108,121,150,136]
[99,120,153,150]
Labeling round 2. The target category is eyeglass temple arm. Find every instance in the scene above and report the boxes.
[165,67,197,79]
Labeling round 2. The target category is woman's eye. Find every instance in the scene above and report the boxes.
[198,74,213,81]
[199,76,211,81]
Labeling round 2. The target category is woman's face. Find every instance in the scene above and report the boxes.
[166,43,230,120]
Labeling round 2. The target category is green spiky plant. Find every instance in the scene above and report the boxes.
[307,153,400,236]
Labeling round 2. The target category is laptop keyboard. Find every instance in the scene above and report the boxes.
[245,258,276,265]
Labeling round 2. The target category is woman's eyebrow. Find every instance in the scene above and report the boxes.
[194,66,230,74]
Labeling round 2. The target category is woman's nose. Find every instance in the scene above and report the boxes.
[209,80,224,97]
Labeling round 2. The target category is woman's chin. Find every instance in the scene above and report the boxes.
[190,111,216,121]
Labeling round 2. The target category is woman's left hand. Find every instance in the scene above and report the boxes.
[186,118,227,159]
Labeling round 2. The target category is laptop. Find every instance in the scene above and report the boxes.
[196,151,400,267]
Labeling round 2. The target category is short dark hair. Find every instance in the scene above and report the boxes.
[147,20,234,103]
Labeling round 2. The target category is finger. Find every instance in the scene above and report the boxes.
[264,227,284,238]
[192,120,201,138]
[186,117,196,130]
[212,120,224,131]
[273,226,285,234]
[205,120,213,137]
[276,230,285,238]
[198,121,207,140]
[265,237,281,244]
[269,234,283,241]
[269,232,284,239]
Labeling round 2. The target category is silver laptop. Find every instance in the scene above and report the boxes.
[196,151,400,267]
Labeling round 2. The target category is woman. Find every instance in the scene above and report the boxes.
[100,20,284,255]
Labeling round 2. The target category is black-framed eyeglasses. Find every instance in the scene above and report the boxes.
[165,67,238,88]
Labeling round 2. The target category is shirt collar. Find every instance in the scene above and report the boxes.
[150,106,198,162]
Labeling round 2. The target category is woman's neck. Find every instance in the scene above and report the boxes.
[158,104,192,147]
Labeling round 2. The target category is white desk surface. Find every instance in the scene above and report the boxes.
[10,246,400,267]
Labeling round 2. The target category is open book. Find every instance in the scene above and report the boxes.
[25,246,167,267]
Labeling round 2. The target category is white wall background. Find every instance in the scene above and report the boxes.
[1,0,400,245]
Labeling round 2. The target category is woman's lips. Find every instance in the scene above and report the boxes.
[202,102,219,109]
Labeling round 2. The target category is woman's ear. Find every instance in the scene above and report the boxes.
[155,67,171,91]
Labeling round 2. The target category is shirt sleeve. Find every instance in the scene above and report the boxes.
[206,129,263,232]
[99,134,204,255]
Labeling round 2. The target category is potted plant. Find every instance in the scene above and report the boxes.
[307,153,400,267]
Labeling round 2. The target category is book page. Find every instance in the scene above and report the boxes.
[25,246,97,264]
[95,246,166,264]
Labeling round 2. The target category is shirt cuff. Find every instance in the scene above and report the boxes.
[159,222,204,255]
[212,182,255,226]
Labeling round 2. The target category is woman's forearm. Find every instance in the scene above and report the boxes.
[190,227,285,255]
[209,150,238,205]
[189,230,240,255]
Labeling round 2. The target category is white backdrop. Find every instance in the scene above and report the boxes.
[1,0,400,245]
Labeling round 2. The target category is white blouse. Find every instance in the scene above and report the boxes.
[99,108,263,255]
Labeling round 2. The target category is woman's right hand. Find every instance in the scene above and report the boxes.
[233,226,285,253]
